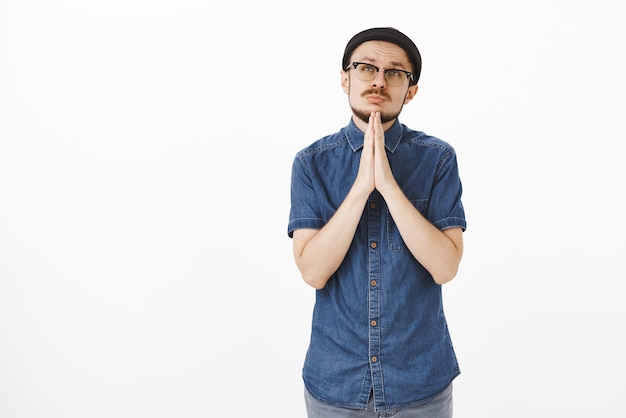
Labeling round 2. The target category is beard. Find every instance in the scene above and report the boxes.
[351,105,402,125]
[349,88,405,124]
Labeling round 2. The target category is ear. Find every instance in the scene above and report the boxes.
[341,70,350,94]
[403,84,419,104]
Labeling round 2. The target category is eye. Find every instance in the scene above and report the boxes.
[386,69,402,79]
[359,64,377,73]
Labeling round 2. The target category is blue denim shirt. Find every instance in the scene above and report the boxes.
[288,119,466,412]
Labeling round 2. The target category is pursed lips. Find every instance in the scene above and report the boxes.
[365,94,386,104]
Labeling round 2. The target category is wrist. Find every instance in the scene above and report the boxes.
[378,181,402,201]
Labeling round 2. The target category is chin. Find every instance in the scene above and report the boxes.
[352,106,401,124]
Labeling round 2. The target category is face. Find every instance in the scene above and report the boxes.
[341,40,418,129]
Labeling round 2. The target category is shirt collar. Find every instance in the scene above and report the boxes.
[345,117,403,153]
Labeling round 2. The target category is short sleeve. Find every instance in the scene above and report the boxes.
[428,148,467,232]
[287,154,325,237]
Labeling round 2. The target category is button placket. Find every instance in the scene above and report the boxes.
[367,194,384,402]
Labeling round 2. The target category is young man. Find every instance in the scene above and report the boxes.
[288,27,466,417]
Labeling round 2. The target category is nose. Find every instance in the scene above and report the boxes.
[371,69,387,88]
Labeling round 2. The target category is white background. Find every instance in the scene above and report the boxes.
[1,1,625,417]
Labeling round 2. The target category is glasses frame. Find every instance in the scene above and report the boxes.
[346,62,414,85]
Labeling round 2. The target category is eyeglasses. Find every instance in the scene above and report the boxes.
[346,62,413,86]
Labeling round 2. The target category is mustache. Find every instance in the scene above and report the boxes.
[361,89,391,100]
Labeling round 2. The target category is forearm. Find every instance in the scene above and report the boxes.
[382,185,463,284]
[294,187,370,289]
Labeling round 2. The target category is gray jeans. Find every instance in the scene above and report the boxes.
[304,384,453,418]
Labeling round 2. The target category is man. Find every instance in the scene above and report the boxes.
[288,27,466,417]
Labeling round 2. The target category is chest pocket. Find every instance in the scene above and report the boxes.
[386,199,429,252]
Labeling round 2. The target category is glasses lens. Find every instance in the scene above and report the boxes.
[384,69,405,86]
[353,63,407,86]
[355,63,377,81]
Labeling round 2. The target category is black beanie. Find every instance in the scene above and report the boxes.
[342,27,422,85]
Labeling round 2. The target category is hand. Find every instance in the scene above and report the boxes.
[353,114,376,196]
[353,112,399,198]
[369,112,398,195]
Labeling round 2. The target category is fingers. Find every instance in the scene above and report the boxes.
[370,112,396,193]
[365,112,375,148]
[359,111,394,195]
[371,112,384,150]
[353,112,376,195]
[366,111,380,136]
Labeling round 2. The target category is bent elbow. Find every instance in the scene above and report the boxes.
[302,272,329,290]
[295,257,332,289]
[433,274,455,285]
[431,266,459,285]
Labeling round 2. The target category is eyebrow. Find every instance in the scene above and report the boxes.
[359,56,410,70]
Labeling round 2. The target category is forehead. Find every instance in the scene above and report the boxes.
[350,40,411,69]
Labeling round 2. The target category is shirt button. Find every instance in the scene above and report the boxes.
[371,280,377,287]
[370,242,377,249]
[371,356,378,363]
[369,202,376,209]
[371,320,377,327]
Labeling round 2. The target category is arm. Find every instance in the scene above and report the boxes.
[293,117,377,290]
[292,186,368,289]
[371,112,463,284]
[380,187,463,284]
